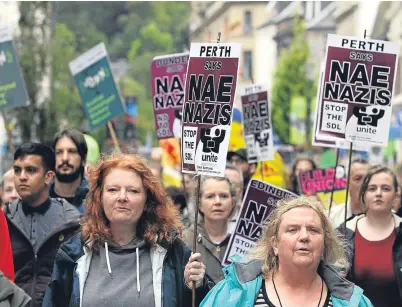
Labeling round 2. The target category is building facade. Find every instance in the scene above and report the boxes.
[190,1,267,107]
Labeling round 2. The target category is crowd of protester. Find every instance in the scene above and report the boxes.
[1,129,401,307]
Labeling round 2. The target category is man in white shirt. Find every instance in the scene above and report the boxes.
[329,158,370,227]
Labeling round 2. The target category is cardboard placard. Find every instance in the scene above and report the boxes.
[313,62,371,151]
[316,34,399,146]
[222,180,296,265]
[0,25,30,110]
[241,84,274,163]
[299,167,346,195]
[181,43,241,176]
[69,43,125,130]
[151,53,188,139]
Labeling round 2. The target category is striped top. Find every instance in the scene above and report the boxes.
[254,281,333,307]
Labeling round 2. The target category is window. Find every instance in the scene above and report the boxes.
[243,51,253,81]
[244,10,252,34]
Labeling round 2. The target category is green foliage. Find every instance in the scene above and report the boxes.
[15,2,190,147]
[55,2,125,54]
[121,2,190,144]
[271,16,310,144]
[53,1,190,145]
[15,1,52,143]
[42,23,82,141]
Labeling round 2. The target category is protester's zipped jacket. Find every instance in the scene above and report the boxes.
[42,232,214,307]
[338,213,402,303]
[5,198,80,307]
[200,259,373,307]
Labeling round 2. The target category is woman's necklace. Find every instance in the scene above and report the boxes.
[272,276,324,307]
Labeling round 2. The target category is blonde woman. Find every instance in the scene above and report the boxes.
[201,197,373,307]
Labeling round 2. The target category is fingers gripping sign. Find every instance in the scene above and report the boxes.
[184,252,206,289]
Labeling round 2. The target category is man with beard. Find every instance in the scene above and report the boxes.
[49,128,89,213]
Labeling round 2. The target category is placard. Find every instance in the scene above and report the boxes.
[241,84,274,163]
[0,25,30,110]
[316,34,399,146]
[181,43,241,176]
[222,180,296,265]
[69,43,125,130]
[151,53,188,139]
[313,61,370,151]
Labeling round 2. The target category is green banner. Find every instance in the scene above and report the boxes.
[0,25,30,110]
[69,43,125,130]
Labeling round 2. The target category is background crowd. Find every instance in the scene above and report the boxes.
[0,128,401,307]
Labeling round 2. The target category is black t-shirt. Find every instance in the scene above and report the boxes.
[50,190,75,206]
[254,281,333,307]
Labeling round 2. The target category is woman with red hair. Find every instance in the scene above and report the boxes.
[42,153,212,307]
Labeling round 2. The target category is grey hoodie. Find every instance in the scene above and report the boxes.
[82,238,156,307]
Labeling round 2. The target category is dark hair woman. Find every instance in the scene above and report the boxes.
[289,155,317,195]
[339,165,402,307]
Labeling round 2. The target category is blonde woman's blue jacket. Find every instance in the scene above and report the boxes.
[200,259,373,307]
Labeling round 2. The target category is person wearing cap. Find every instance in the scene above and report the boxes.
[50,128,89,213]
[227,148,257,196]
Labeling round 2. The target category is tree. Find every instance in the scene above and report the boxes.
[122,2,190,144]
[13,1,53,143]
[271,16,311,144]
[45,22,109,146]
[43,23,84,141]
[13,2,191,147]
[55,2,125,54]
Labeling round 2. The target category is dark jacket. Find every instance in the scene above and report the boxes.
[5,198,80,307]
[338,213,402,303]
[183,222,230,283]
[0,271,31,307]
[49,178,88,213]
[42,232,214,307]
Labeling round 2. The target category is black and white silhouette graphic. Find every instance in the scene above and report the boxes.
[353,106,385,127]
[200,128,226,154]
[255,131,270,147]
